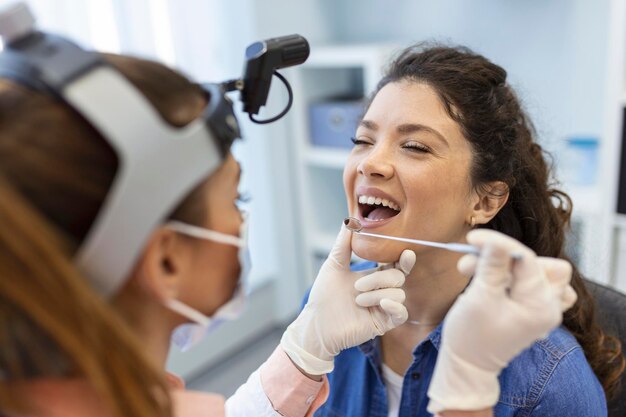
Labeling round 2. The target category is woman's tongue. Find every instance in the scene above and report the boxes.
[366,206,398,221]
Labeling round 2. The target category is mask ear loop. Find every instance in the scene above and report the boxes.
[165,298,210,325]
[165,221,245,247]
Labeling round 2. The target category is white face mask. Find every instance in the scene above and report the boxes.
[164,213,251,352]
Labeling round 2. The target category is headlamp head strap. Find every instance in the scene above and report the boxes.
[0,2,236,296]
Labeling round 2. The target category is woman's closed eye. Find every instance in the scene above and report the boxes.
[402,140,431,153]
[350,137,373,146]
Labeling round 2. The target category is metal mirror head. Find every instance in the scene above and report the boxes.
[343,217,363,232]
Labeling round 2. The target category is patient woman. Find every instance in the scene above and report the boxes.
[313,44,626,416]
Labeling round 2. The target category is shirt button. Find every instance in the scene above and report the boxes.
[411,372,421,380]
[305,395,315,405]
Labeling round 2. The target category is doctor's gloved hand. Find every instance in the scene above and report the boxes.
[427,229,576,414]
[280,224,416,376]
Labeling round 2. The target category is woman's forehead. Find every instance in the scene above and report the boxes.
[368,81,448,118]
[364,81,466,147]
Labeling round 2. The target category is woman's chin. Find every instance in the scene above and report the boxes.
[351,235,405,264]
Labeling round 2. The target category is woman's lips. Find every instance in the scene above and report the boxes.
[353,186,402,230]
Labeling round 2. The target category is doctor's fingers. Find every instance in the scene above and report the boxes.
[465,230,533,289]
[356,288,406,307]
[467,230,539,284]
[377,250,416,276]
[536,257,576,311]
[354,269,406,292]
[537,257,573,288]
[457,253,478,277]
[467,231,559,303]
[395,250,416,275]
[379,298,409,327]
[560,286,578,311]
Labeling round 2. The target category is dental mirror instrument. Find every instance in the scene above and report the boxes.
[343,217,522,260]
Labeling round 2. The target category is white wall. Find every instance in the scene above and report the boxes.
[323,0,610,159]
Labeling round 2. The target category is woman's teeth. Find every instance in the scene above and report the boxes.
[358,195,401,211]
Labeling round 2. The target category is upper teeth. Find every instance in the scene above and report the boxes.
[358,195,400,211]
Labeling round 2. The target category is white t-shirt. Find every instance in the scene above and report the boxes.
[381,363,404,417]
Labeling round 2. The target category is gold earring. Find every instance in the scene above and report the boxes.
[469,216,476,227]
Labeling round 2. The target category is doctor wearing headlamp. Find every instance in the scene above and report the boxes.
[0,3,576,417]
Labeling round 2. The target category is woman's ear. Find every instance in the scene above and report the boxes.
[469,181,509,226]
[132,227,192,302]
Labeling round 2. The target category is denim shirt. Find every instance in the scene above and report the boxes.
[306,262,607,417]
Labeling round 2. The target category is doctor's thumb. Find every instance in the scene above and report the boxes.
[328,223,353,269]
[397,250,416,276]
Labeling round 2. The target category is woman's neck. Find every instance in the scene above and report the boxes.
[381,248,470,375]
[403,248,469,325]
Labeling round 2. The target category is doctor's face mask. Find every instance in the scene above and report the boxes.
[164,211,250,352]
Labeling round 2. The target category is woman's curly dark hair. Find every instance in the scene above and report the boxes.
[374,43,625,399]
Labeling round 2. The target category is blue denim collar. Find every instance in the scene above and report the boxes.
[357,337,379,358]
[357,323,443,365]
[425,323,443,351]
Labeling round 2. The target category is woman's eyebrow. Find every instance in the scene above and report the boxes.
[397,123,449,147]
[359,119,378,130]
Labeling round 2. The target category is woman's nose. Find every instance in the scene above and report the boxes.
[357,146,394,179]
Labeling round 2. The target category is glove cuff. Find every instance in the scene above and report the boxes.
[280,319,335,375]
[427,344,500,413]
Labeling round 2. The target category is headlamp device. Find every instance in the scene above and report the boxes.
[0,2,309,296]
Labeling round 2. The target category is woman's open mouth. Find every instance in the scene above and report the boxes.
[357,194,401,223]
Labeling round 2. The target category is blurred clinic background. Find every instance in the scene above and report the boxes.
[9,0,626,395]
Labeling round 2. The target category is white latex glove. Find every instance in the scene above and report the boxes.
[281,224,416,375]
[427,229,576,414]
